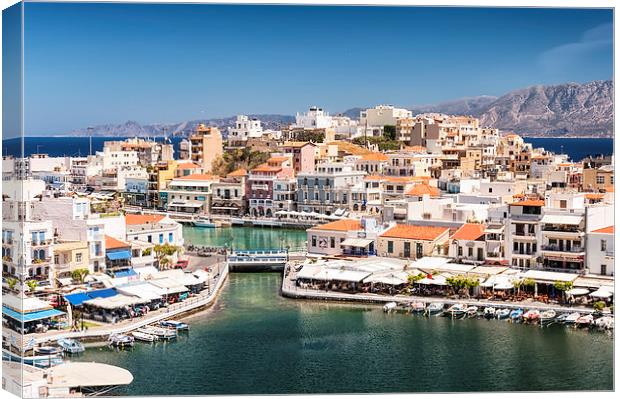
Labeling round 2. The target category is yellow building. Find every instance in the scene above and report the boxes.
[583,165,614,192]
[53,241,91,278]
[377,224,450,259]
[189,124,223,173]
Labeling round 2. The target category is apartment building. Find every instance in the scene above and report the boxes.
[448,223,487,264]
[228,115,264,144]
[586,226,614,276]
[307,218,382,257]
[189,124,223,173]
[505,199,544,268]
[211,169,247,216]
[53,241,91,278]
[582,164,614,192]
[247,157,294,217]
[159,173,220,214]
[360,105,412,128]
[377,224,450,259]
[279,142,316,173]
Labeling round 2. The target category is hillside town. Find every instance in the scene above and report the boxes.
[2,105,615,391]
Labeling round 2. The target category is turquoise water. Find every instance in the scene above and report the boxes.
[78,273,613,394]
[182,225,308,251]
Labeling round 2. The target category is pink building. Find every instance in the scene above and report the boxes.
[281,142,316,173]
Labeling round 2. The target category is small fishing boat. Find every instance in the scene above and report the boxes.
[445,304,467,318]
[523,310,541,322]
[410,302,426,313]
[540,310,556,323]
[383,302,398,313]
[192,216,221,228]
[138,326,177,340]
[426,302,445,315]
[131,331,157,342]
[483,307,496,319]
[56,338,85,354]
[466,306,479,318]
[509,309,524,321]
[160,320,190,331]
[564,312,581,325]
[108,334,135,347]
[496,308,510,320]
[34,346,62,356]
[575,314,594,327]
[594,316,614,330]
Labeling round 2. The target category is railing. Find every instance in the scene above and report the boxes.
[542,226,582,233]
[342,249,376,257]
[541,245,584,253]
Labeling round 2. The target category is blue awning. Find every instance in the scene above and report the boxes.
[106,250,131,261]
[64,288,118,306]
[114,269,138,278]
[2,306,65,323]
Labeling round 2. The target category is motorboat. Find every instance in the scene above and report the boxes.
[564,312,581,324]
[108,334,135,347]
[555,313,569,323]
[540,310,556,323]
[509,309,524,321]
[496,308,510,320]
[445,304,467,318]
[483,307,496,319]
[3,349,63,368]
[192,216,221,228]
[466,306,479,318]
[34,346,62,356]
[575,314,594,327]
[383,302,398,313]
[426,302,445,315]
[523,310,541,322]
[410,302,426,313]
[160,320,190,331]
[594,316,614,330]
[131,331,157,342]
[56,338,85,354]
[138,326,177,340]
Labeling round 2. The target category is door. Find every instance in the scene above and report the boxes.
[477,248,483,261]
[403,242,411,258]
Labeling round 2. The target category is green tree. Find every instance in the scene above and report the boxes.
[26,280,38,293]
[553,281,573,303]
[71,268,90,284]
[6,277,18,291]
[593,301,606,312]
[154,243,178,270]
[383,125,396,141]
[407,272,426,288]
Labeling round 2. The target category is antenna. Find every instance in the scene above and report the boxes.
[87,126,94,156]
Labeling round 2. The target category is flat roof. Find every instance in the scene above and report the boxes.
[48,362,133,388]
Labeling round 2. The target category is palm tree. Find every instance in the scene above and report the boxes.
[159,257,171,270]
[26,280,38,293]
[6,277,18,292]
[71,268,89,284]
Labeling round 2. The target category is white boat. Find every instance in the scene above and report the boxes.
[383,302,398,312]
[131,331,157,342]
[34,346,62,356]
[483,307,496,319]
[466,306,479,317]
[594,316,614,330]
[410,302,426,312]
[138,326,177,340]
[496,308,510,319]
[564,312,581,324]
[523,310,541,322]
[160,320,190,331]
[57,338,85,354]
[575,314,594,327]
[445,304,467,318]
[540,310,556,322]
[108,334,135,347]
[192,216,221,228]
[3,348,63,368]
[426,302,445,315]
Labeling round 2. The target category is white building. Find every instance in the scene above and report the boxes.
[360,105,412,127]
[228,115,264,141]
[586,226,614,276]
[293,106,333,129]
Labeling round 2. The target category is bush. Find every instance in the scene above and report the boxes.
[593,301,606,311]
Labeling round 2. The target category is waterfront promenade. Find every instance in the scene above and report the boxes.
[281,265,600,315]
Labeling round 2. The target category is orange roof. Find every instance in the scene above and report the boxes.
[105,235,130,250]
[404,146,426,153]
[558,163,574,167]
[510,199,544,207]
[592,226,614,234]
[604,185,614,193]
[178,173,220,181]
[268,156,290,163]
[451,223,486,241]
[360,152,389,162]
[282,141,314,148]
[312,219,362,232]
[380,224,449,241]
[585,193,605,200]
[251,164,281,173]
[125,214,165,225]
[406,184,440,197]
[364,175,385,181]
[177,162,200,169]
[227,168,247,177]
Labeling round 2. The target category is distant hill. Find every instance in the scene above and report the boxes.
[56,80,612,138]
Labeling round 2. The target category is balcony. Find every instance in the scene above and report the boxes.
[541,244,584,253]
[31,239,53,247]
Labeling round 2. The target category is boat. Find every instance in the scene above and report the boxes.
[523,310,541,322]
[160,320,190,331]
[575,314,594,327]
[564,312,581,324]
[192,216,221,228]
[496,308,510,320]
[410,302,426,313]
[34,346,62,356]
[383,302,398,313]
[445,304,467,318]
[3,349,63,368]
[56,338,85,354]
[594,316,614,330]
[426,302,445,315]
[483,307,496,319]
[131,331,157,342]
[509,309,524,321]
[540,310,556,323]
[138,326,177,340]
[108,334,135,347]
[466,306,479,318]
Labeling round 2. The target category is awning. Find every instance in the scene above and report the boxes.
[340,238,374,248]
[541,214,583,225]
[363,271,410,285]
[116,283,162,301]
[590,287,613,299]
[567,288,590,296]
[168,200,203,208]
[521,269,578,283]
[298,268,371,283]
[64,288,118,306]
[114,269,138,278]
[2,306,65,323]
[147,278,189,294]
[106,250,131,261]
[56,277,74,287]
[84,294,145,309]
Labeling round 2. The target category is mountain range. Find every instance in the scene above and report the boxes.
[60,80,613,138]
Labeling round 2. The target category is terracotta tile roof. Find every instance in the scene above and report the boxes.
[178,173,220,181]
[604,185,614,193]
[592,226,614,234]
[105,235,130,250]
[227,168,248,177]
[364,175,385,181]
[312,219,362,232]
[510,199,544,207]
[404,146,427,153]
[125,214,165,225]
[251,164,282,173]
[268,156,290,163]
[176,162,200,169]
[326,141,373,156]
[558,163,574,167]
[451,223,486,241]
[504,133,520,138]
[380,224,449,241]
[282,141,315,148]
[585,193,605,200]
[406,184,440,197]
[360,152,389,161]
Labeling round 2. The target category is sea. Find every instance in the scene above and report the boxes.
[0,136,615,162]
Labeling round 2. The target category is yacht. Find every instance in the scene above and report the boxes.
[193,216,221,228]
[160,320,190,331]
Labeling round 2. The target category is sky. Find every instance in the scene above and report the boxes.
[5,3,615,136]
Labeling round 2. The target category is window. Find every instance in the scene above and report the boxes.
[169,232,173,242]
[601,240,607,251]
[147,235,152,243]
[468,247,473,257]
[387,241,394,253]
[312,236,317,247]
[560,200,567,209]
[458,246,463,256]
[76,253,83,262]
[330,237,335,248]
[597,175,605,184]
[601,264,607,275]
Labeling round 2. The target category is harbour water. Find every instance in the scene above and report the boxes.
[182,225,308,250]
[77,273,613,394]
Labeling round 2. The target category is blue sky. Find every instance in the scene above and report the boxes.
[12,4,616,135]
